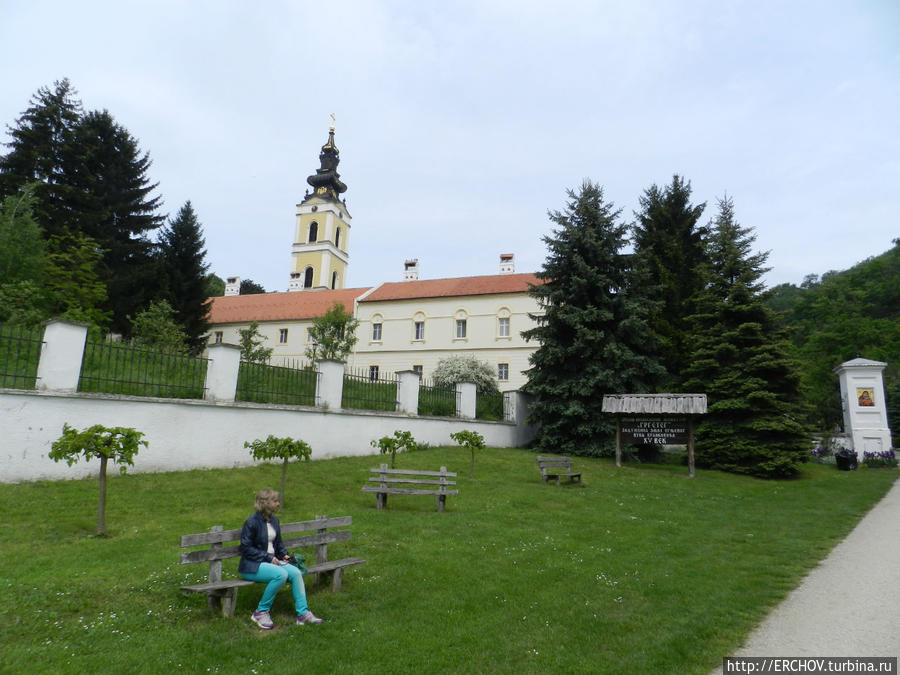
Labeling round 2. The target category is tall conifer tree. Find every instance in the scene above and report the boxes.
[0,79,83,238]
[523,181,664,456]
[0,81,164,335]
[633,175,707,388]
[683,197,809,478]
[158,201,211,354]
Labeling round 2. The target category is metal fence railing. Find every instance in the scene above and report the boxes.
[0,324,43,390]
[476,390,504,421]
[342,367,398,412]
[78,339,208,399]
[417,378,458,417]
[236,359,318,406]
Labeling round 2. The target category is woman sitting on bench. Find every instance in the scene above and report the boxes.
[239,489,324,629]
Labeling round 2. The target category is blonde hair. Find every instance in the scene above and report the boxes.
[254,489,280,517]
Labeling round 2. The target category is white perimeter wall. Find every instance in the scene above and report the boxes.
[1,389,536,483]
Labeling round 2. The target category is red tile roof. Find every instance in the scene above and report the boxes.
[360,273,541,303]
[207,288,371,324]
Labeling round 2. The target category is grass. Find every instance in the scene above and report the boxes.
[0,448,895,674]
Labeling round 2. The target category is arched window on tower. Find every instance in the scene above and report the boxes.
[331,271,338,289]
[308,222,318,243]
[335,227,341,249]
[303,267,314,288]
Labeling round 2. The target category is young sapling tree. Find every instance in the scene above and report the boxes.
[370,429,417,468]
[450,429,485,477]
[49,424,147,535]
[244,435,312,507]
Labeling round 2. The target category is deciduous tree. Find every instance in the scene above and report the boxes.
[49,423,147,535]
[305,302,359,362]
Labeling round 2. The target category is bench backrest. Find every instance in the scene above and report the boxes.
[537,456,573,470]
[179,515,352,571]
[367,464,457,487]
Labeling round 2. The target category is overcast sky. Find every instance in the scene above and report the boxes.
[2,1,898,293]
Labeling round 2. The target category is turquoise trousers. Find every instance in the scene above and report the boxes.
[241,562,308,615]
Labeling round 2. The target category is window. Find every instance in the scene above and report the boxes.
[331,271,338,289]
[308,221,318,243]
[498,363,509,381]
[303,267,313,288]
[412,365,423,378]
[369,365,379,381]
[335,227,341,249]
[372,322,383,341]
[306,328,316,343]
[414,321,425,340]
[456,319,467,339]
[498,317,510,337]
[279,329,288,344]
[214,331,223,344]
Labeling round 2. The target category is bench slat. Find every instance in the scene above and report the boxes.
[180,557,367,593]
[368,467,457,478]
[180,516,352,548]
[179,530,352,565]
[366,477,457,486]
[362,486,460,496]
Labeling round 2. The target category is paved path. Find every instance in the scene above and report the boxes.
[714,475,900,671]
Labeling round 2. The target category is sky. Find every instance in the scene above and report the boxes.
[2,1,898,293]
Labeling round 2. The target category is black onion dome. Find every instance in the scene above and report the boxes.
[305,127,347,201]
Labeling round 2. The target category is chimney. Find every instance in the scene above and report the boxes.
[499,253,515,274]
[403,259,419,281]
[225,276,241,296]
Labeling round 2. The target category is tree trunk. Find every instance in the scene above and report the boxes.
[97,454,108,535]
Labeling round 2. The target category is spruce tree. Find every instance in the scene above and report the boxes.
[633,175,707,388]
[158,201,211,354]
[523,181,664,456]
[71,110,164,335]
[683,197,809,478]
[0,79,83,239]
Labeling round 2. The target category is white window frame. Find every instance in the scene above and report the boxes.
[455,319,467,339]
[414,321,425,340]
[498,317,510,338]
[372,322,383,341]
[279,328,288,344]
[498,363,509,381]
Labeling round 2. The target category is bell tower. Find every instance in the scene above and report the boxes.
[289,121,351,291]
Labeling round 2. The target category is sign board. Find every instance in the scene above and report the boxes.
[620,416,689,445]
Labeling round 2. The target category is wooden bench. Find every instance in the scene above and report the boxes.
[537,456,582,484]
[178,514,366,617]
[362,464,458,512]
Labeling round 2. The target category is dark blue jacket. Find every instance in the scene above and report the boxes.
[238,511,287,574]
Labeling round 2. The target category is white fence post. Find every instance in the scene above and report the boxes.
[397,370,420,414]
[316,359,345,410]
[36,319,89,392]
[456,382,476,419]
[204,344,241,402]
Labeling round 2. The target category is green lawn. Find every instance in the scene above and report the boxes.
[0,448,894,674]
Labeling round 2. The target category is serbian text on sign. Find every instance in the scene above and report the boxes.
[620,417,689,445]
